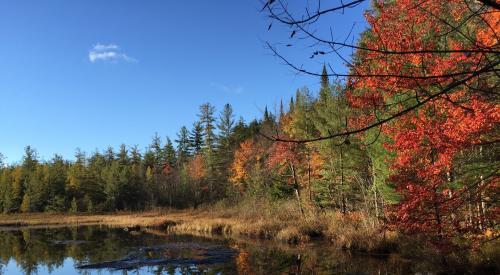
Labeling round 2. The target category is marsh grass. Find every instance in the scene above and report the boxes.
[165,198,398,253]
[0,198,398,252]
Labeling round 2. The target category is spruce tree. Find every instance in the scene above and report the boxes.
[198,103,216,153]
[176,126,191,163]
[216,103,235,197]
[263,106,270,122]
[198,103,217,200]
[217,103,235,149]
[163,137,177,166]
[319,64,330,103]
[117,144,129,166]
[150,133,163,167]
[189,122,203,155]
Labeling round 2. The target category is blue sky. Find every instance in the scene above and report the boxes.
[0,0,369,163]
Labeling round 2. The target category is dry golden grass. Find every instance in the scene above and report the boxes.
[0,198,398,252]
[0,210,179,228]
[164,198,397,252]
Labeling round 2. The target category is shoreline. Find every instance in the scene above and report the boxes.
[0,209,394,252]
[1,208,497,273]
[0,210,183,228]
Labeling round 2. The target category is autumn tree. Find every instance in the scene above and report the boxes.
[230,139,268,195]
[268,138,306,214]
[187,154,207,208]
[263,0,499,247]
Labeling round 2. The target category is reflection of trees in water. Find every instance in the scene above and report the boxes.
[231,241,437,275]
[0,227,440,274]
[0,227,238,275]
[0,227,131,274]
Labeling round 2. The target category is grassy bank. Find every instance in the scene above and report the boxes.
[0,198,397,253]
[1,199,497,274]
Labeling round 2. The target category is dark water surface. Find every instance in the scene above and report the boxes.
[0,226,442,274]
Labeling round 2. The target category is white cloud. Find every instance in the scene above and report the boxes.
[93,43,119,51]
[88,43,137,63]
[210,82,244,94]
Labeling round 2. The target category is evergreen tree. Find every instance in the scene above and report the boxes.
[163,137,177,166]
[86,151,107,210]
[189,122,203,155]
[150,133,163,167]
[176,126,191,163]
[279,99,285,121]
[319,64,330,103]
[117,144,130,166]
[217,103,235,149]
[45,155,68,212]
[232,117,252,145]
[130,145,142,165]
[0,169,14,213]
[10,167,23,212]
[198,103,217,200]
[263,106,270,122]
[104,147,115,164]
[215,103,236,197]
[198,103,216,153]
[20,146,38,213]
[143,148,156,170]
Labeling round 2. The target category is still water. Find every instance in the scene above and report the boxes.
[0,226,439,274]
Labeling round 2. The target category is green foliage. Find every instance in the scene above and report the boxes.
[0,80,400,215]
[69,197,78,213]
[190,122,203,155]
[176,126,191,163]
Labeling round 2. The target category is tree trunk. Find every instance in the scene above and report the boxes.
[370,158,380,219]
[307,154,312,202]
[290,163,305,216]
[340,146,346,214]
[434,195,443,242]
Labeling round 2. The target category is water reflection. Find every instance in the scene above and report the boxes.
[0,226,440,274]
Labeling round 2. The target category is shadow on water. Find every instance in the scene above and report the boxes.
[0,225,446,274]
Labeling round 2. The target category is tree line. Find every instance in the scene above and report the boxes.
[0,102,259,213]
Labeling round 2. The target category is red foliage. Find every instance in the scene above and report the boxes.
[349,0,499,245]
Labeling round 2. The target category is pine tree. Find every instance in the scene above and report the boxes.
[217,103,235,149]
[216,103,236,197]
[20,146,38,213]
[0,169,13,213]
[189,122,203,155]
[263,106,270,122]
[117,144,129,166]
[150,133,163,167]
[45,154,68,212]
[176,126,191,163]
[198,103,216,153]
[279,99,285,121]
[66,149,87,206]
[10,167,23,212]
[319,64,330,103]
[163,137,177,166]
[198,103,217,200]
[130,145,142,165]
[104,147,115,164]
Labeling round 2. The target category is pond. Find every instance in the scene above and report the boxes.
[0,226,440,274]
